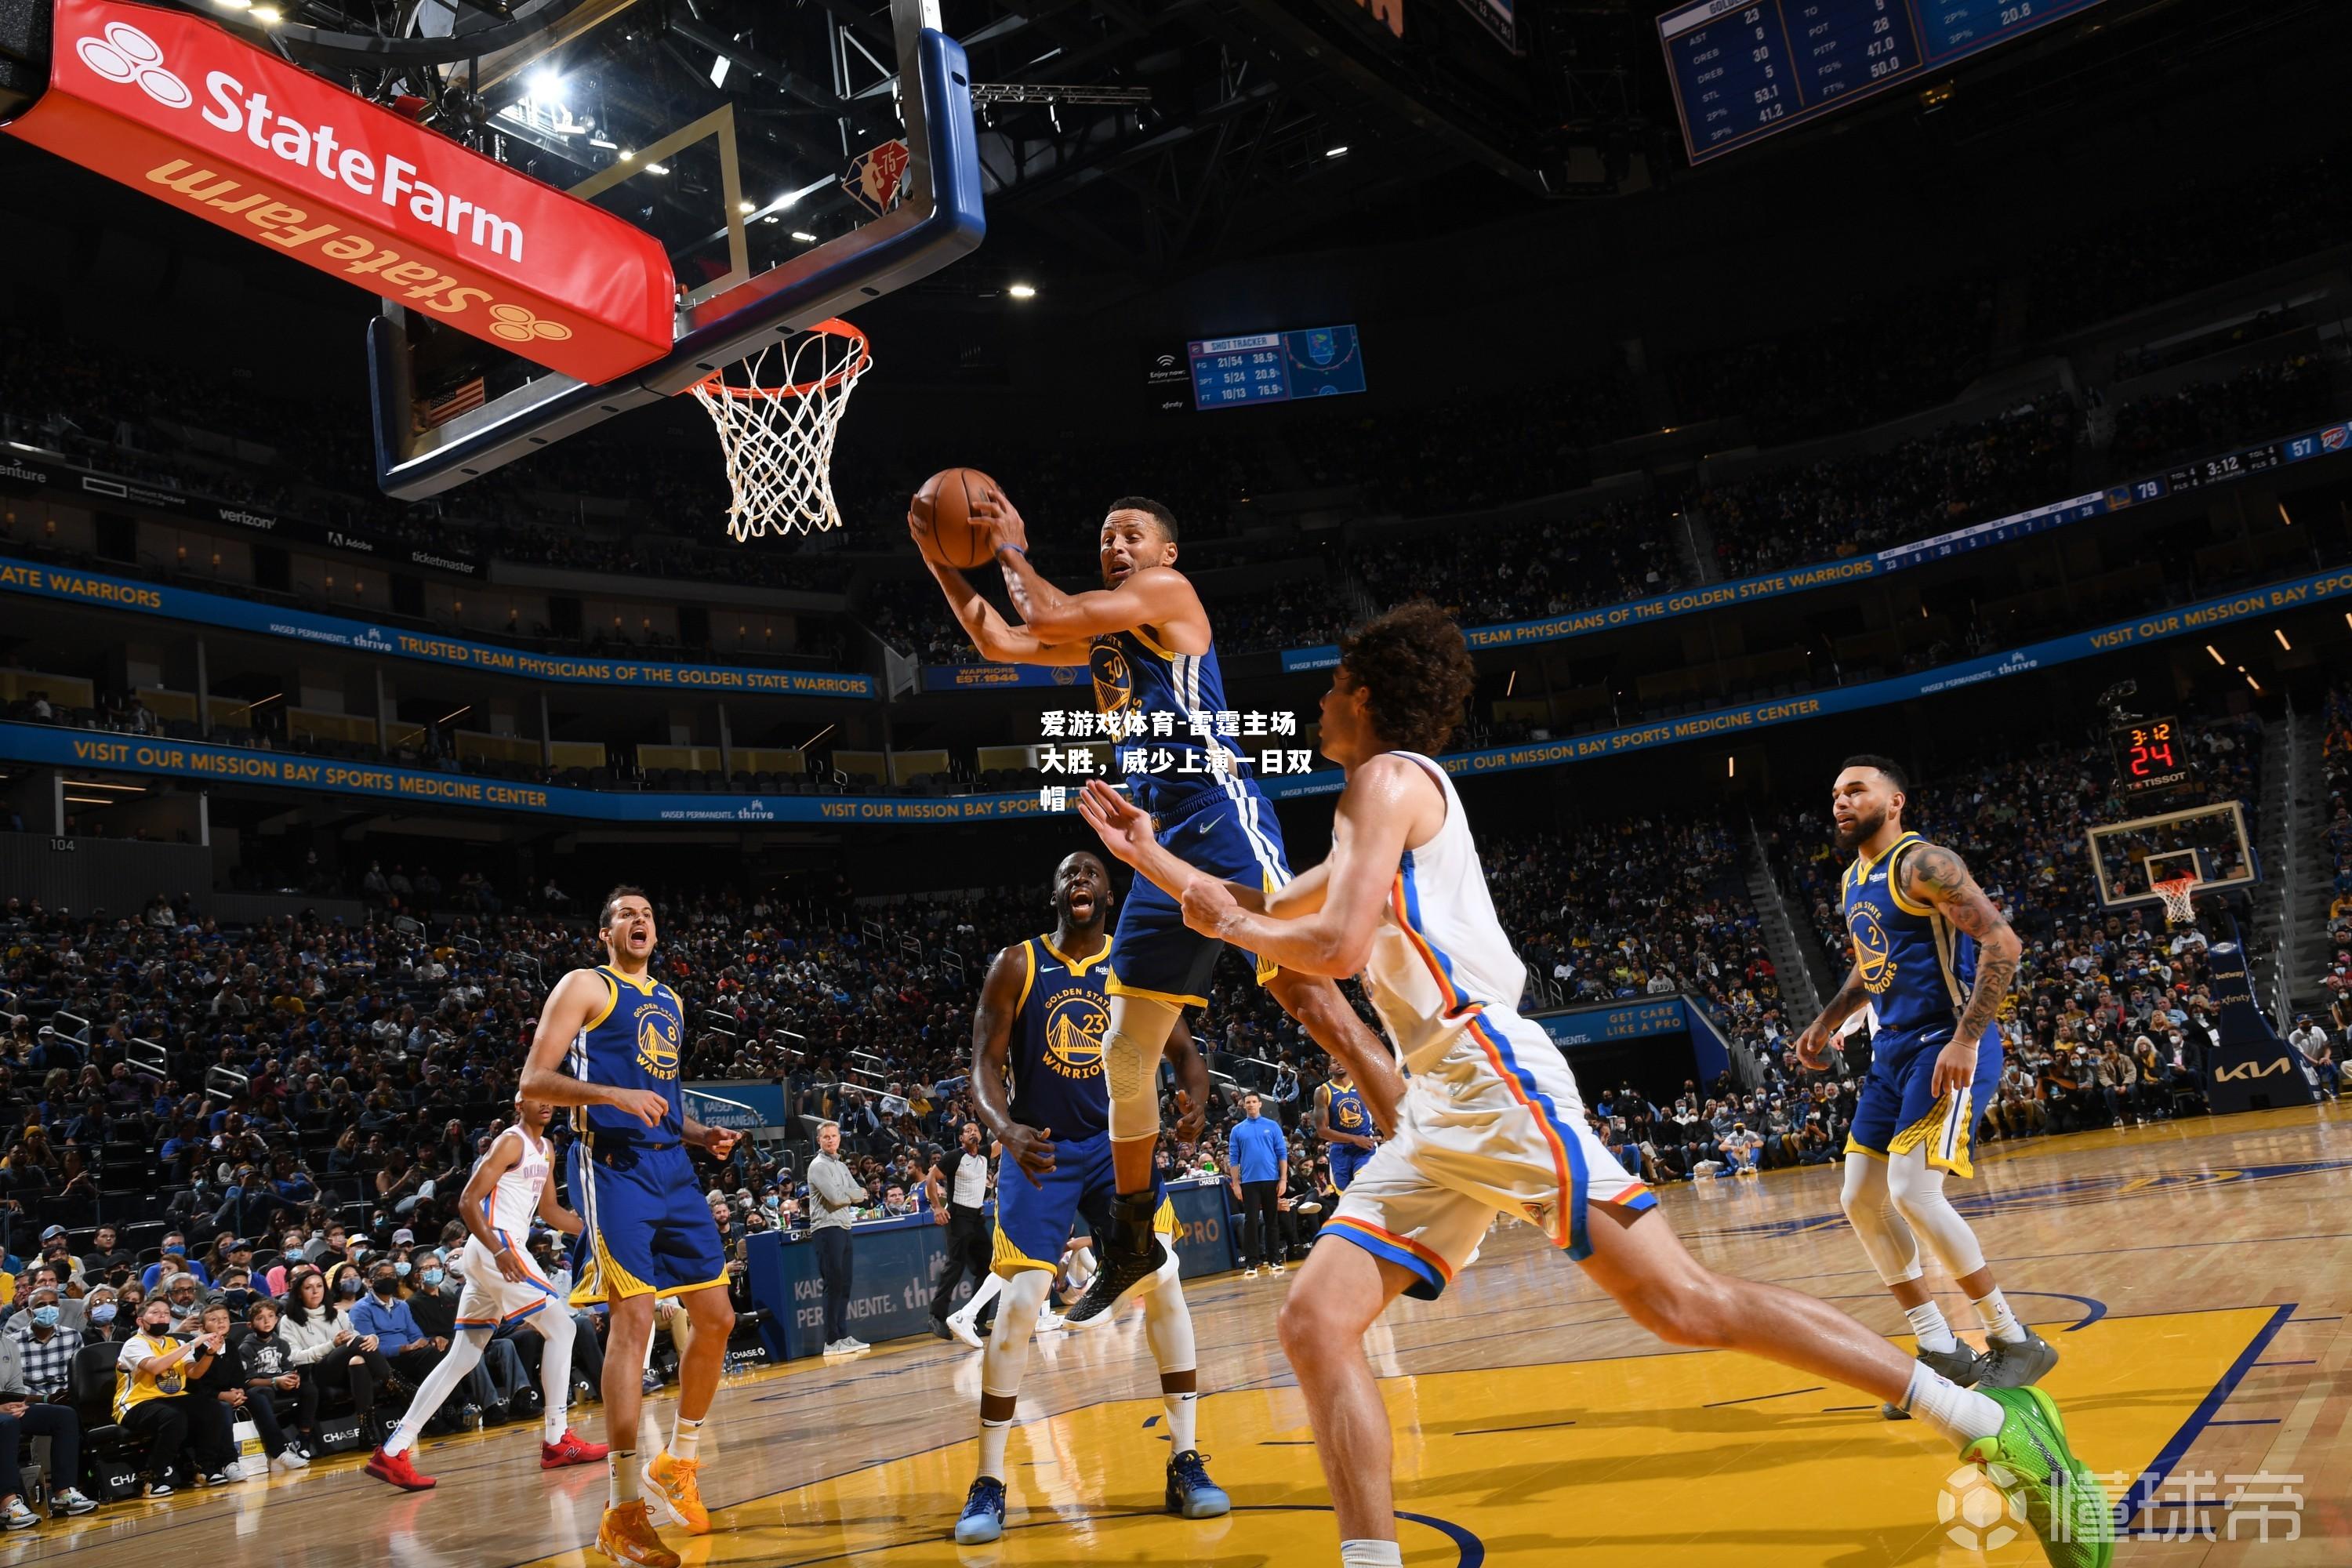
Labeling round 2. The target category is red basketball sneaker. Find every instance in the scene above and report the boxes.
[365,1446,437,1491]
[542,1428,611,1469]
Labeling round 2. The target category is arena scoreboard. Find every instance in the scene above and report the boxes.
[2111,715,2191,797]
[1185,325,1367,411]
[1659,0,2113,165]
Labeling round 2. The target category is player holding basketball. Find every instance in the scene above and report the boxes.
[366,1091,609,1490]
[1791,757,2060,1413]
[1076,604,2111,1568]
[916,490,1402,1326]
[1313,1065,1378,1192]
[953,849,1229,1543]
[520,887,739,1568]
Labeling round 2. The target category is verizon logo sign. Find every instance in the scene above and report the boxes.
[8,0,673,384]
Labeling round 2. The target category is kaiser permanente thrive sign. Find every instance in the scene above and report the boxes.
[0,561,876,699]
[2,0,673,382]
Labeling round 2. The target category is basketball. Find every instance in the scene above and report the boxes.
[911,467,1004,570]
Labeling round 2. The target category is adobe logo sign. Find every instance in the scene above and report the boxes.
[5,0,674,386]
[77,22,190,109]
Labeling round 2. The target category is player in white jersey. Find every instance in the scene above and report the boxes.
[366,1093,609,1490]
[1078,601,2112,1568]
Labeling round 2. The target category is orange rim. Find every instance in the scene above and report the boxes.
[691,318,868,401]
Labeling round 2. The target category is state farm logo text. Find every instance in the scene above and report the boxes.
[78,23,528,264]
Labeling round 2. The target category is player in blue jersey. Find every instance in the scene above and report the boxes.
[953,849,1229,1544]
[1312,1066,1378,1192]
[1793,757,2060,1417]
[918,491,1402,1326]
[519,887,739,1568]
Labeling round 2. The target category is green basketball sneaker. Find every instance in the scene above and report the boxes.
[1961,1385,2115,1568]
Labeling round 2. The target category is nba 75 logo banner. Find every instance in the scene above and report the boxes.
[2,0,675,384]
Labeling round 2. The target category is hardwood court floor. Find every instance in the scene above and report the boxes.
[19,1102,2351,1567]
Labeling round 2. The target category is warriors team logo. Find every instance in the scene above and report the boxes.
[1334,1098,1367,1131]
[1849,906,1896,995]
[1089,638,1134,716]
[634,1005,681,1080]
[1043,990,1109,1079]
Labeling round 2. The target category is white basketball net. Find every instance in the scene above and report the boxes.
[689,319,870,542]
[2152,873,2199,927]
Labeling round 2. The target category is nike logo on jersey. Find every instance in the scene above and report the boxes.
[1038,964,1062,974]
[1198,817,1216,835]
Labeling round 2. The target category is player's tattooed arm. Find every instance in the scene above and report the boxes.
[1900,841,2023,1047]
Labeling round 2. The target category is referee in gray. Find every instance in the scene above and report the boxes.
[808,1120,870,1358]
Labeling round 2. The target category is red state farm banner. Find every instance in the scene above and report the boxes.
[3,0,676,385]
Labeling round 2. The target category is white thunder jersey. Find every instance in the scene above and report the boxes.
[483,1124,553,1241]
[1326,751,1654,1294]
[455,1124,561,1329]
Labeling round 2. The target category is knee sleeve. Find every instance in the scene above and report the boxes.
[1104,995,1181,1142]
[1886,1144,1987,1278]
[981,1269,1054,1400]
[1839,1152,1923,1287]
[1140,1268,1196,1376]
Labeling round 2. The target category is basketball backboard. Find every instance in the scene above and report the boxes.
[2088,800,2258,909]
[366,0,982,501]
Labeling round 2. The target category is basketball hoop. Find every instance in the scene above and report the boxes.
[689,318,870,542]
[2151,873,2200,927]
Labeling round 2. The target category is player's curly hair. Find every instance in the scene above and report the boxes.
[1338,601,1476,756]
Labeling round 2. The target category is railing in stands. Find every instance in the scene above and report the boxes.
[126,1036,166,1080]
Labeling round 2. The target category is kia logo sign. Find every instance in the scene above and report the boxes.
[78,23,189,109]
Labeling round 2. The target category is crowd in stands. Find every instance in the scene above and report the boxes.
[1697,401,2082,581]
[2107,352,2337,469]
[2320,685,2352,1023]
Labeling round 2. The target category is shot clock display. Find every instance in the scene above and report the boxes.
[2111,716,2191,797]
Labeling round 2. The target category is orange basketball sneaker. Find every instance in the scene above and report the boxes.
[595,1501,680,1568]
[645,1452,710,1534]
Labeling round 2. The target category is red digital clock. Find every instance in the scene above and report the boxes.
[2111,716,2191,796]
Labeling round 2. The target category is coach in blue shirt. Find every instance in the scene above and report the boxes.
[350,1261,449,1394]
[1226,1094,1289,1276]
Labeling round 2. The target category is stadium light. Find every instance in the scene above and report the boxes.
[1009,282,1038,299]
[2205,644,2225,665]
[1327,145,1348,158]
[250,4,281,20]
[2245,673,2263,693]
[791,230,818,243]
[212,0,252,9]
[738,201,756,215]
[2274,628,2292,651]
[531,70,563,100]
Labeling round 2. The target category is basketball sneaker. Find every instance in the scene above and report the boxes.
[954,1475,1008,1544]
[644,1452,710,1534]
[542,1429,610,1469]
[1979,1330,2060,1389]
[1962,1386,2115,1568]
[1880,1341,1986,1421]
[1164,1450,1231,1519]
[596,1501,681,1568]
[946,1310,985,1350]
[364,1446,437,1491]
[1063,1195,1167,1330]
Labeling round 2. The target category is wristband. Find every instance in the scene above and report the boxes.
[995,541,1025,557]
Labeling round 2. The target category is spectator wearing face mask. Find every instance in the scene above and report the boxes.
[188,1301,284,1480]
[76,1227,132,1288]
[278,1267,397,1446]
[79,1286,124,1343]
[115,1294,238,1494]
[140,1235,211,1294]
[348,1261,449,1396]
[4,1286,81,1403]
[0,1290,95,1526]
[158,1272,206,1334]
[236,1298,315,1468]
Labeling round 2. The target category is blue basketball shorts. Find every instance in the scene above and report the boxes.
[993,1131,1173,1276]
[566,1137,730,1305]
[1107,785,1292,1009]
[1328,1143,1374,1192]
[1846,1024,2005,1178]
